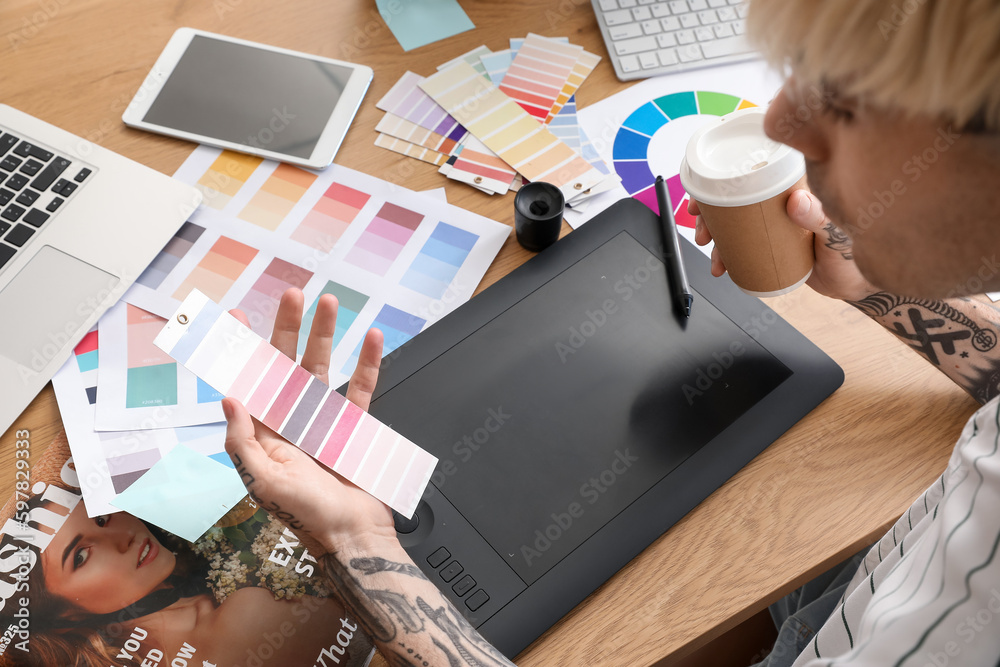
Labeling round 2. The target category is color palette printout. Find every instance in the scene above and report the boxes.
[155,290,437,518]
[572,59,783,244]
[95,301,225,431]
[52,341,229,518]
[123,145,509,392]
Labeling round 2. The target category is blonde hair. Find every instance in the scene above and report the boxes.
[747,0,1000,131]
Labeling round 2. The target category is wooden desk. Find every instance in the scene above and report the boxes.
[0,1,979,664]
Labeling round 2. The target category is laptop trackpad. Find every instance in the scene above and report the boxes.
[0,246,118,370]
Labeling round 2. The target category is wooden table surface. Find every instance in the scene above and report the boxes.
[0,1,979,664]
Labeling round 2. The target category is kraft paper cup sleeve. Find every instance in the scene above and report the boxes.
[698,177,814,297]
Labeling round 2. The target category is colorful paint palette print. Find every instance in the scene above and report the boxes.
[341,304,426,375]
[290,182,371,252]
[74,329,98,405]
[499,34,584,121]
[239,163,318,231]
[195,150,263,210]
[173,235,258,302]
[401,222,479,298]
[345,202,424,276]
[298,281,369,356]
[377,71,468,144]
[155,290,438,518]
[126,305,177,408]
[236,258,314,337]
[137,222,206,290]
[613,91,757,226]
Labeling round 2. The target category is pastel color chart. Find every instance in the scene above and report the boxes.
[613,90,757,226]
[375,134,449,167]
[297,281,369,356]
[155,290,438,518]
[401,222,479,298]
[136,222,205,289]
[239,163,318,231]
[291,182,371,253]
[546,50,601,124]
[445,138,518,193]
[342,305,426,375]
[173,236,258,302]
[376,113,459,155]
[195,150,263,210]
[376,71,468,144]
[75,329,99,373]
[436,45,492,80]
[499,34,583,121]
[103,423,228,494]
[420,62,606,201]
[481,49,514,86]
[236,258,314,337]
[125,305,177,408]
[73,330,98,405]
[345,202,424,276]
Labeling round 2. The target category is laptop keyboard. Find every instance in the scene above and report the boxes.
[592,0,754,80]
[0,129,93,272]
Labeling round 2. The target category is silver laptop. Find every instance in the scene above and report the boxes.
[0,104,201,434]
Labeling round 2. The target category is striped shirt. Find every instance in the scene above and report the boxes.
[794,396,1000,666]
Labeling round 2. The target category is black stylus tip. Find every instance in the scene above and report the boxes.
[682,295,694,318]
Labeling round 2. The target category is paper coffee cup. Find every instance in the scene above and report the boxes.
[680,108,813,297]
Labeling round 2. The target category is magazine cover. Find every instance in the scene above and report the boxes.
[0,433,374,667]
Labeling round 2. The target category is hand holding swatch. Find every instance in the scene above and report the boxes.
[154,289,438,518]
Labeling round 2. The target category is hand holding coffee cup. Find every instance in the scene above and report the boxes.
[680,108,813,297]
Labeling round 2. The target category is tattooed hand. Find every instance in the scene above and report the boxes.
[222,288,398,556]
[691,188,881,302]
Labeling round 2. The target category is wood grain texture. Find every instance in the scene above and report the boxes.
[0,1,979,665]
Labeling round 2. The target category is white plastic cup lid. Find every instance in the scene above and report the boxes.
[679,108,806,207]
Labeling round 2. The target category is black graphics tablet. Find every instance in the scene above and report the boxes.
[361,198,843,657]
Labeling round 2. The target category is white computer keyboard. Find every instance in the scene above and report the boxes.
[592,0,755,80]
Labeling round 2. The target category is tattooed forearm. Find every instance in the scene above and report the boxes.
[321,550,516,666]
[353,556,426,579]
[849,293,1000,403]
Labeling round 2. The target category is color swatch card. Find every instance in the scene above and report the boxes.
[125,145,509,392]
[499,34,585,121]
[419,61,608,203]
[155,290,438,518]
[52,342,228,518]
[376,71,469,144]
[95,301,225,431]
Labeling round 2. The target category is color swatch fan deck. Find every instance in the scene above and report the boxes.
[155,290,438,518]
[375,35,617,203]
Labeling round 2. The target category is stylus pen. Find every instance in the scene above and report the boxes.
[654,175,694,318]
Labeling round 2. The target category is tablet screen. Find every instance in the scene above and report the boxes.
[142,35,355,159]
[373,232,792,585]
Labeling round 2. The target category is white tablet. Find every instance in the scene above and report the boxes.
[123,29,373,169]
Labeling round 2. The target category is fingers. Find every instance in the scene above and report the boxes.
[710,246,726,277]
[687,198,701,217]
[271,288,305,360]
[787,189,830,234]
[694,215,712,246]
[301,293,337,384]
[222,397,272,491]
[346,328,384,412]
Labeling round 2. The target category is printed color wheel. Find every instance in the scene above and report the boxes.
[613,91,758,228]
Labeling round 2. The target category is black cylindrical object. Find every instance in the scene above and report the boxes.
[514,181,565,252]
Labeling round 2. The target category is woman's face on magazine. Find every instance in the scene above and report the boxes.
[41,504,177,615]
